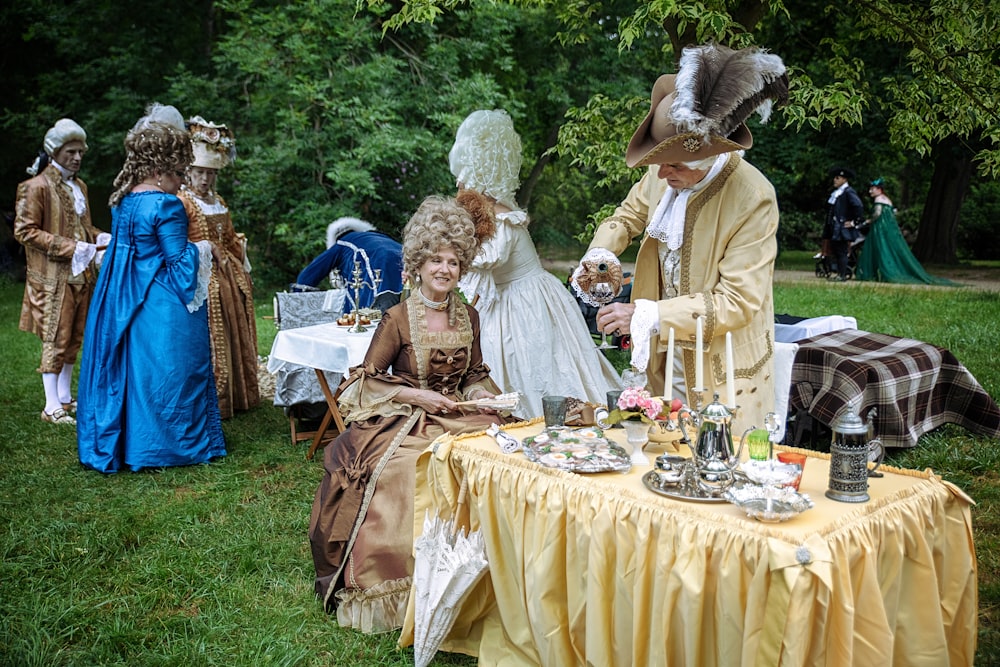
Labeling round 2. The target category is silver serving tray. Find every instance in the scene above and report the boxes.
[642,469,731,503]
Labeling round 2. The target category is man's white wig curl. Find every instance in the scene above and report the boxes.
[43,119,88,156]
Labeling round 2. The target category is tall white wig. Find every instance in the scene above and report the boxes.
[448,109,522,210]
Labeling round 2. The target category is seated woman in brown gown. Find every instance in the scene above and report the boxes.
[309,191,511,632]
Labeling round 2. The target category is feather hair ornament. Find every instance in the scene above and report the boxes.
[671,43,789,143]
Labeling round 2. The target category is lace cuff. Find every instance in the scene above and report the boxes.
[241,236,252,273]
[628,299,660,372]
[571,248,622,307]
[186,240,213,313]
[94,233,111,267]
[337,365,411,424]
[71,242,97,277]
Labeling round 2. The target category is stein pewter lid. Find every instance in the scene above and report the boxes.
[831,405,868,435]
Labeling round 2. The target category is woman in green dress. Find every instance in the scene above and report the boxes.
[855,178,953,285]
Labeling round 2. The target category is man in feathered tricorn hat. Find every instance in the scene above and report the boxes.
[572,42,788,432]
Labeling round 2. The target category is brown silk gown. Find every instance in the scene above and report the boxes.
[180,189,259,418]
[309,294,509,632]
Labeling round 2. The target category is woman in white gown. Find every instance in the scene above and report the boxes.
[450,109,622,419]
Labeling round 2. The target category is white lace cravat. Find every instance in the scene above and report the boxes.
[53,161,88,217]
[828,183,847,205]
[645,154,728,250]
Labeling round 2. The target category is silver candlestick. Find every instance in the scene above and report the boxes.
[346,260,382,333]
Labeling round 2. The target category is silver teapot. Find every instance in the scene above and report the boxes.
[826,405,885,503]
[692,394,753,492]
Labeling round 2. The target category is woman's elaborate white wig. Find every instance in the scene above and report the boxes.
[448,109,522,210]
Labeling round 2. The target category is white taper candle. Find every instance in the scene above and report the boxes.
[695,317,704,390]
[664,327,674,398]
[726,331,736,408]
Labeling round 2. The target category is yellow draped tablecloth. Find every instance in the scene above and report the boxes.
[398,420,977,667]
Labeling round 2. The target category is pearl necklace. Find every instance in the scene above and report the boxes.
[418,288,449,311]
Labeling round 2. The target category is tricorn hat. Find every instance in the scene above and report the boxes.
[187,116,236,170]
[829,166,856,180]
[626,43,788,168]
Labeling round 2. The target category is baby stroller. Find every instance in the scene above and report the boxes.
[815,224,868,280]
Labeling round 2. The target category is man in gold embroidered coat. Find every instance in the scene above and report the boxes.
[15,119,106,425]
[179,116,259,419]
[573,44,788,433]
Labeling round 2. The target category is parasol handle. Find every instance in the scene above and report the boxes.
[452,478,469,536]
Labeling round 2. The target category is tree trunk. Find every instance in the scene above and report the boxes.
[519,121,562,209]
[913,137,972,264]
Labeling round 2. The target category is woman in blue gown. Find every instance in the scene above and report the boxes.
[77,104,226,473]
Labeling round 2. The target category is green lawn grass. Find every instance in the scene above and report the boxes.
[2,272,999,665]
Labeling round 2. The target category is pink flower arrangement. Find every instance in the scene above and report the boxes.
[608,387,664,425]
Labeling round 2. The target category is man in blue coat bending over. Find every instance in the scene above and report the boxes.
[296,217,404,310]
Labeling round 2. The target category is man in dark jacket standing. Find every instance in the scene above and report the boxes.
[825,166,865,281]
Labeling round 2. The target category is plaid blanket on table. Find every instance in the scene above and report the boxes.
[788,329,1000,448]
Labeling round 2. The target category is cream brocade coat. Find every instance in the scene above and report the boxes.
[590,153,777,432]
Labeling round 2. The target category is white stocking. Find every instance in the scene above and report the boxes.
[42,373,62,414]
[58,363,75,404]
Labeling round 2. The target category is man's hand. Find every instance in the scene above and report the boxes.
[596,302,636,337]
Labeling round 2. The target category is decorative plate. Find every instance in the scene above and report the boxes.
[724,484,814,523]
[522,427,631,474]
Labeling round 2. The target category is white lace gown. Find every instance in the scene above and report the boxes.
[459,211,622,419]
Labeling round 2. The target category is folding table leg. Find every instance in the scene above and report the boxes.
[306,369,346,460]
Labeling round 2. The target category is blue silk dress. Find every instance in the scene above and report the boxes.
[77,191,226,473]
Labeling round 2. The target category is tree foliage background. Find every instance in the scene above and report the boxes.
[2,0,998,288]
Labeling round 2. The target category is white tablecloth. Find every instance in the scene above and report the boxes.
[772,340,798,442]
[267,322,375,374]
[775,315,857,343]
